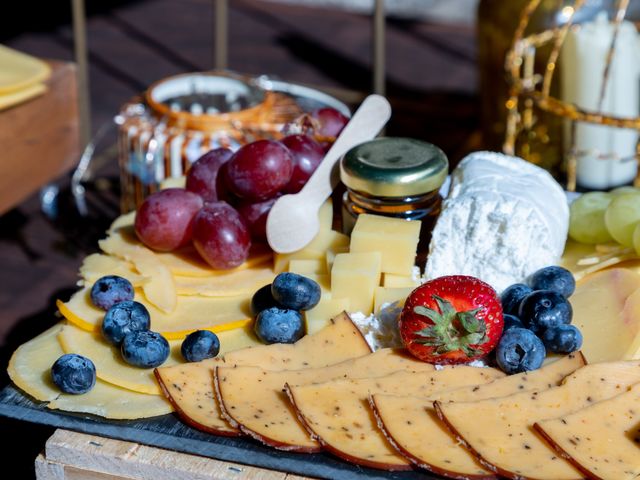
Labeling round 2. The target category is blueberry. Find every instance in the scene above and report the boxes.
[503,314,525,331]
[495,328,546,374]
[541,325,583,354]
[528,266,576,298]
[51,354,96,394]
[271,273,321,311]
[518,290,572,335]
[250,284,281,316]
[102,301,151,346]
[121,331,170,368]
[254,307,305,344]
[90,275,134,310]
[181,330,220,362]
[500,283,532,316]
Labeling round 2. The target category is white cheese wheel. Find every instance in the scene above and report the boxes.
[425,151,569,292]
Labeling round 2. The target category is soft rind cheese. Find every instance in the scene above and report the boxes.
[214,349,435,452]
[286,367,505,470]
[370,353,586,479]
[435,361,640,480]
[425,152,569,292]
[534,383,640,480]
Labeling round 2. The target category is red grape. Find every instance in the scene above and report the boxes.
[192,202,251,269]
[281,135,324,194]
[225,140,293,201]
[185,148,233,202]
[236,196,279,242]
[135,189,203,251]
[312,107,349,138]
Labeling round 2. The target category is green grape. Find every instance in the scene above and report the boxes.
[610,186,639,197]
[569,192,614,244]
[604,192,640,247]
[633,223,640,256]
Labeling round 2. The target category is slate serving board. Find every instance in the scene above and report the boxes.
[0,384,441,479]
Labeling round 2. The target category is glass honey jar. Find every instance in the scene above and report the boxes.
[340,138,448,263]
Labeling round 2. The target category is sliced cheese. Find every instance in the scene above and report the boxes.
[331,252,382,315]
[434,361,640,480]
[215,349,436,451]
[571,268,640,362]
[223,312,371,369]
[173,265,275,297]
[534,383,640,480]
[58,323,182,395]
[78,253,149,287]
[370,353,587,479]
[57,286,251,340]
[349,214,421,275]
[0,45,51,94]
[155,312,371,436]
[287,366,505,470]
[157,243,272,277]
[7,322,172,419]
[304,297,351,335]
[108,211,136,233]
[99,231,176,313]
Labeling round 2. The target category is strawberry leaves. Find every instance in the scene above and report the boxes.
[413,295,488,357]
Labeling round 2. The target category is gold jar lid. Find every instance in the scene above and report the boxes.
[340,137,448,197]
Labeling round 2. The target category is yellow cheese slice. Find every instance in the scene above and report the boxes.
[155,312,371,436]
[287,366,505,470]
[57,323,182,395]
[173,265,275,297]
[159,176,186,190]
[99,231,176,313]
[304,296,351,334]
[0,45,51,94]
[370,353,587,479]
[434,361,640,480]
[7,322,172,419]
[57,286,251,340]
[157,243,273,277]
[534,383,640,480]
[78,253,149,287]
[8,323,67,401]
[0,82,47,111]
[215,349,436,451]
[223,312,371,369]
[571,268,640,362]
[561,240,638,281]
[108,211,136,233]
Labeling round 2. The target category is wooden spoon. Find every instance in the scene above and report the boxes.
[266,95,391,253]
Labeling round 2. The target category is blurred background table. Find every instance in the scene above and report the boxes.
[0,1,480,477]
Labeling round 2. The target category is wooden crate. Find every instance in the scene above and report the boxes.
[35,430,313,480]
[0,61,80,214]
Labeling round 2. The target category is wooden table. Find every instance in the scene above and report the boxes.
[36,430,313,480]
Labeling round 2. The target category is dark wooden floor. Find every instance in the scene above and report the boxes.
[1,0,480,476]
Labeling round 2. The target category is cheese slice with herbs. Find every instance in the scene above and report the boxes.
[434,361,640,480]
[57,286,251,340]
[534,383,640,480]
[99,230,177,313]
[57,323,182,395]
[156,313,371,436]
[287,366,505,470]
[215,349,435,451]
[571,268,640,362]
[370,353,586,479]
[8,322,172,419]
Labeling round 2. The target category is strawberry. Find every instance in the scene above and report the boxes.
[399,275,503,364]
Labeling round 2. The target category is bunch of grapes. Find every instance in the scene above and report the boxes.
[134,108,348,269]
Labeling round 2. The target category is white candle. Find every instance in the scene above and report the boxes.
[561,12,640,190]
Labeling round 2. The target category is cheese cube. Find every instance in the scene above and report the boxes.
[304,273,331,294]
[382,273,420,288]
[318,198,333,232]
[289,259,326,275]
[374,286,413,313]
[331,252,382,315]
[325,246,349,273]
[274,230,349,273]
[305,297,351,334]
[349,214,421,275]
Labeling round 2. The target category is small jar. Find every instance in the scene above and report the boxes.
[340,137,448,263]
